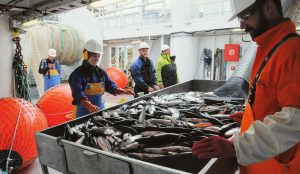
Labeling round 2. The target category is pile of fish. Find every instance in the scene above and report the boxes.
[63,92,244,160]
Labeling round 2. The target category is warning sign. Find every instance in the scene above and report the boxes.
[224,44,240,61]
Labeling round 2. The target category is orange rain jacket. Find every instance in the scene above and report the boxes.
[237,20,300,174]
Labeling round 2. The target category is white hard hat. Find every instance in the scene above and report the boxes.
[228,0,256,21]
[161,45,170,52]
[48,48,57,57]
[84,39,103,54]
[138,42,149,50]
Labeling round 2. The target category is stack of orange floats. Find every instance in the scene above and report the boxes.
[37,84,74,127]
[0,98,48,171]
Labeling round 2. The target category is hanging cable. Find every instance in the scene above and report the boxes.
[12,30,31,101]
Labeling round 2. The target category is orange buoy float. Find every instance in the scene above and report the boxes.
[106,67,128,89]
[0,98,48,171]
[37,84,74,127]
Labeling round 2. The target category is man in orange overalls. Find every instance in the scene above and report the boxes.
[192,0,300,173]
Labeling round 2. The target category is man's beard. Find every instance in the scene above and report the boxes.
[140,54,148,59]
[246,8,270,39]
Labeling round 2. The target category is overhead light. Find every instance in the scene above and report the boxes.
[22,19,39,28]
[89,1,102,8]
[131,40,141,44]
[231,28,245,32]
[89,0,120,8]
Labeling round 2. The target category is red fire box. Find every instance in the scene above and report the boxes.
[224,44,240,61]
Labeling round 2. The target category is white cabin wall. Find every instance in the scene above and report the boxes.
[0,15,13,98]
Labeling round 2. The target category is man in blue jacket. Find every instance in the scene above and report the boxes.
[130,42,159,97]
[69,39,134,118]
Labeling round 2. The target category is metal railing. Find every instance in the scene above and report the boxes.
[97,0,232,31]
[100,10,171,30]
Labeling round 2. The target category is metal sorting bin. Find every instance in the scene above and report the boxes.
[35,80,238,174]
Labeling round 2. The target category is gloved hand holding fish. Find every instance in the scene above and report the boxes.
[228,111,244,123]
[192,136,235,159]
[114,88,135,95]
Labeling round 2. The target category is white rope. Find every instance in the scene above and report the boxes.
[6,99,24,173]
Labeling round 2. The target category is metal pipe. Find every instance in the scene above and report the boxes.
[282,0,293,14]
[231,42,257,83]
[213,42,256,98]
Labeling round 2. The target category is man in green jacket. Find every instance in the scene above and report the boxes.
[156,45,178,88]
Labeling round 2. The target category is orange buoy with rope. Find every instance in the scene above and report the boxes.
[105,67,128,89]
[0,98,48,172]
[37,84,74,127]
